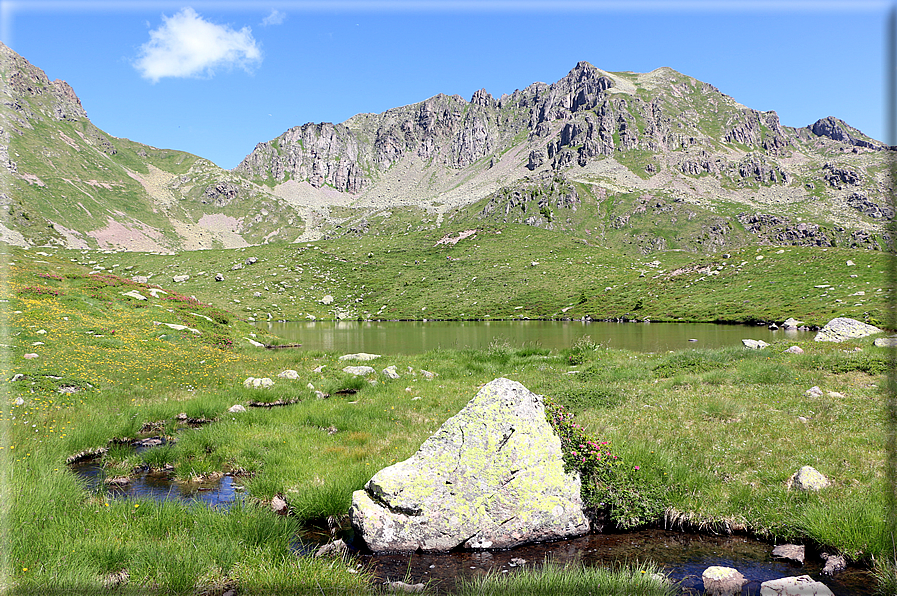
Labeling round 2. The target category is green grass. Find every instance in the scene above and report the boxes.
[455,560,675,595]
[2,247,895,593]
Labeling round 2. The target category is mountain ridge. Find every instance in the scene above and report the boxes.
[2,45,892,253]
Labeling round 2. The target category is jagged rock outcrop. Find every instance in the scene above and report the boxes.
[349,378,589,552]
[809,116,885,150]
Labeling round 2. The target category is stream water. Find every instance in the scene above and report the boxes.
[260,320,811,354]
[72,454,874,594]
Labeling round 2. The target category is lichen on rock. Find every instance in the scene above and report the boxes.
[349,378,589,552]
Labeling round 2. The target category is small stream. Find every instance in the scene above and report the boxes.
[72,453,874,594]
[343,529,873,595]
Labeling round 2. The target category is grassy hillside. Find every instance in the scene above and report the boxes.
[57,225,891,328]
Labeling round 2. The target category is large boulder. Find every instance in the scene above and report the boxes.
[814,317,882,342]
[350,378,589,552]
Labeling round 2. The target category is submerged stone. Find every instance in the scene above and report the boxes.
[702,566,746,595]
[760,575,833,595]
[350,378,589,553]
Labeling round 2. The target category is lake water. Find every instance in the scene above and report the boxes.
[260,320,812,354]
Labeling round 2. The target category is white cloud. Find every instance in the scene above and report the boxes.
[261,10,286,26]
[134,8,262,83]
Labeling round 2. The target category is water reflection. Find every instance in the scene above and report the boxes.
[261,320,811,355]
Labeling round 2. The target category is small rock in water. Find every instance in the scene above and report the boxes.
[510,557,527,567]
[702,565,746,595]
[315,539,348,558]
[386,581,425,593]
[821,552,846,575]
[760,575,833,595]
[772,544,805,564]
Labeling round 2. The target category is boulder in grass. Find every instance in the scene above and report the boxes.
[784,346,804,354]
[277,369,300,380]
[339,353,381,361]
[787,466,829,491]
[814,317,882,342]
[243,377,274,389]
[742,339,769,349]
[350,378,589,552]
[874,336,897,348]
[343,366,375,376]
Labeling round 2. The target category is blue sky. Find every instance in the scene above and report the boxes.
[3,1,893,169]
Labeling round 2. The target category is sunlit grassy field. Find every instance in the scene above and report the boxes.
[2,245,893,594]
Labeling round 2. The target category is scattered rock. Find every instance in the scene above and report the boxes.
[271,495,289,515]
[154,321,200,334]
[172,274,189,283]
[245,337,265,347]
[742,339,769,349]
[122,290,146,300]
[245,257,258,265]
[228,404,246,413]
[215,273,224,282]
[10,374,25,383]
[314,391,328,399]
[146,288,166,298]
[760,575,833,595]
[382,365,400,379]
[784,346,804,354]
[509,557,527,567]
[313,365,327,373]
[132,275,149,284]
[350,378,590,552]
[243,377,274,388]
[386,581,425,593]
[874,336,897,348]
[702,566,747,596]
[420,369,438,380]
[253,292,262,298]
[315,538,348,558]
[14,397,25,405]
[805,386,823,397]
[231,263,244,271]
[787,466,829,491]
[343,366,375,376]
[320,295,334,305]
[814,317,882,342]
[782,318,804,330]
[821,552,846,575]
[102,569,129,590]
[277,369,300,379]
[23,353,38,359]
[827,391,844,399]
[105,476,131,486]
[772,544,805,564]
[339,353,381,361]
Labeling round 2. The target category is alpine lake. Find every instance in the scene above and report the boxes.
[72,321,876,595]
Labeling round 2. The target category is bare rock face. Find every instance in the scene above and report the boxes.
[814,317,882,342]
[349,378,589,552]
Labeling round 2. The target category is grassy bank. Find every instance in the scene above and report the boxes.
[53,225,891,327]
[2,247,893,593]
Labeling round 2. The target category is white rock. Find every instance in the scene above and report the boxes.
[784,346,804,354]
[805,386,823,397]
[343,366,375,376]
[228,405,246,413]
[320,295,334,305]
[243,377,274,388]
[760,575,833,595]
[742,339,769,349]
[277,370,300,380]
[122,290,146,300]
[339,353,381,361]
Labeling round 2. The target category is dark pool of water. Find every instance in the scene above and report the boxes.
[349,529,873,595]
[71,460,244,508]
[260,320,812,354]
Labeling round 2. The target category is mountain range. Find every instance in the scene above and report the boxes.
[2,41,892,254]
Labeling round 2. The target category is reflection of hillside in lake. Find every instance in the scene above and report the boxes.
[355,529,872,595]
[262,320,812,354]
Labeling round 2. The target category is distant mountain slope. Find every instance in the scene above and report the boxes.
[2,43,891,253]
[0,42,303,251]
[237,61,893,252]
